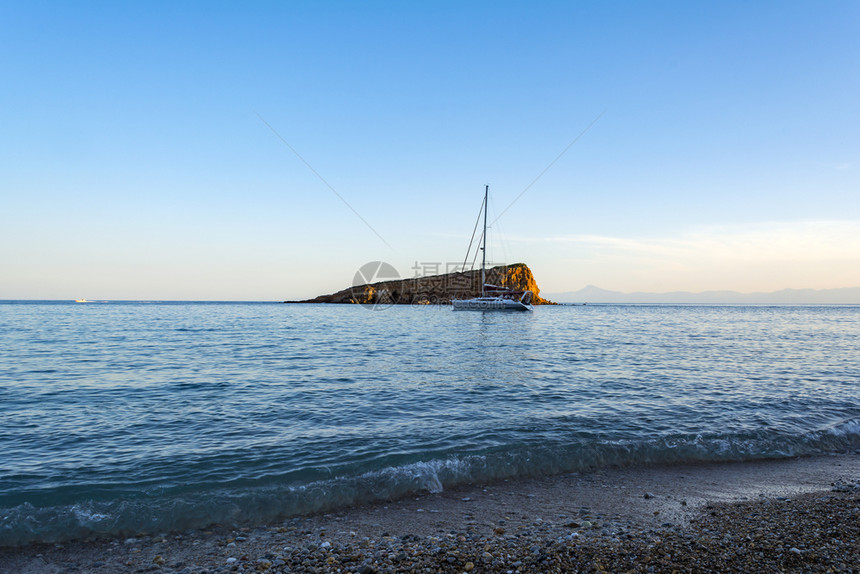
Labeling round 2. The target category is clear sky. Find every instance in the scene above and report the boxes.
[2,1,858,300]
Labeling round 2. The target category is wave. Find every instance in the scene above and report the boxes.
[2,419,858,547]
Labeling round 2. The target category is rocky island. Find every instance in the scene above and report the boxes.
[289,263,554,305]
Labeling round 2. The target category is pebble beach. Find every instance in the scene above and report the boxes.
[3,453,859,574]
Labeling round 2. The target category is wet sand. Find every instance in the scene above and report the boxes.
[2,453,859,573]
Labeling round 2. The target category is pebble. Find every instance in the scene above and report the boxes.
[6,483,860,574]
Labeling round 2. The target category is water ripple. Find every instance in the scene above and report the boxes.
[1,302,859,545]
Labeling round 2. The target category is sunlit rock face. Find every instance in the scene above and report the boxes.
[291,263,555,305]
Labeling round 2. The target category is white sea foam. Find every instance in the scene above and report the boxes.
[71,504,110,524]
[824,419,860,437]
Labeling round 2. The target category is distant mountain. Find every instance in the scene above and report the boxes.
[545,285,860,305]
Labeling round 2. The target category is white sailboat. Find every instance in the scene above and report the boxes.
[451,185,534,311]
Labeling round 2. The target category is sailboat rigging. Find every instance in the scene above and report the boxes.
[451,185,534,311]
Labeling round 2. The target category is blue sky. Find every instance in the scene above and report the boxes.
[1,1,858,300]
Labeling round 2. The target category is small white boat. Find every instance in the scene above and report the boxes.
[74,299,89,303]
[451,185,534,312]
[451,289,534,311]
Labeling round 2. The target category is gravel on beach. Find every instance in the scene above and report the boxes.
[2,458,859,574]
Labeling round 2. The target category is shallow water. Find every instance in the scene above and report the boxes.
[1,301,858,545]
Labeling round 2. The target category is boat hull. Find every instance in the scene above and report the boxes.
[451,297,533,311]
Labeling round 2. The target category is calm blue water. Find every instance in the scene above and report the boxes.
[1,301,858,545]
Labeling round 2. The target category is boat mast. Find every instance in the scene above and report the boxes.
[481,184,488,297]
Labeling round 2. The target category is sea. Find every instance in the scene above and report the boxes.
[1,301,858,546]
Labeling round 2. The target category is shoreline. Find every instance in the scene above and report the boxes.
[2,452,859,573]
